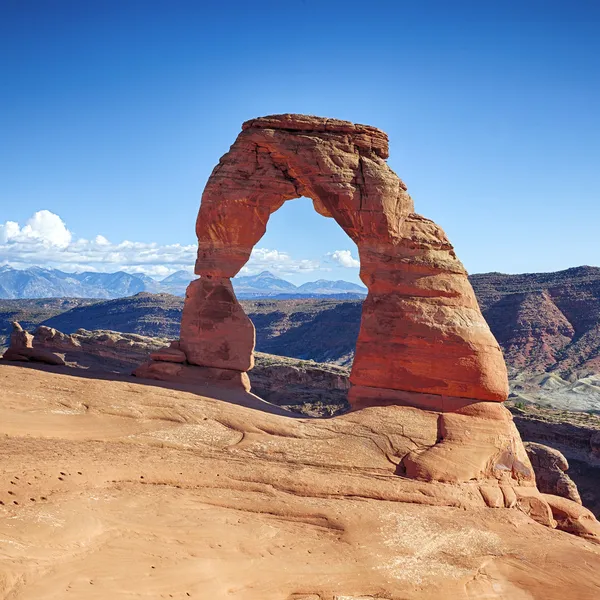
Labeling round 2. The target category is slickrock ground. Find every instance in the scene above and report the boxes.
[1,363,600,600]
[23,326,349,417]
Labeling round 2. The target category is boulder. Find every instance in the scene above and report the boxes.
[542,494,600,544]
[524,441,582,504]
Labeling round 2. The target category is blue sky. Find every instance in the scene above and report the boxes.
[1,0,599,284]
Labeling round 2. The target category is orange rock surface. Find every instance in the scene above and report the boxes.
[2,322,65,366]
[1,363,599,599]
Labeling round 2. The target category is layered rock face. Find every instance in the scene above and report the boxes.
[141,113,508,406]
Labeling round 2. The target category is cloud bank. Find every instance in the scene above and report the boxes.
[0,210,323,278]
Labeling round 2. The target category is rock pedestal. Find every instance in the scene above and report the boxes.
[180,277,255,371]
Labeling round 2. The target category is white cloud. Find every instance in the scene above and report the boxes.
[94,234,110,246]
[328,249,360,268]
[0,221,20,244]
[0,210,72,248]
[0,210,321,278]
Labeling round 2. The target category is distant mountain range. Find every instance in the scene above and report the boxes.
[0,266,367,300]
[232,271,366,299]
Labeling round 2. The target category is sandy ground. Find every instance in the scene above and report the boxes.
[1,363,600,600]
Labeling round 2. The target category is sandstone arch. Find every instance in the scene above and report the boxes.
[179,114,508,408]
[135,115,554,489]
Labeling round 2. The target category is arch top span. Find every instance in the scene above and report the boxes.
[194,114,414,278]
[180,113,509,405]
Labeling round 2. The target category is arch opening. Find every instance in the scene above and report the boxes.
[236,195,364,383]
[239,195,362,289]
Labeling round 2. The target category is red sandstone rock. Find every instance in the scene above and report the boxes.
[402,400,535,485]
[525,441,582,504]
[543,494,600,544]
[191,114,507,404]
[180,277,255,371]
[8,321,33,349]
[134,360,251,392]
[4,363,600,597]
[34,325,82,350]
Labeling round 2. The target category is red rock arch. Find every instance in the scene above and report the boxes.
[177,114,508,408]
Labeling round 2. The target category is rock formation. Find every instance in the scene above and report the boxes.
[31,325,344,406]
[32,325,170,371]
[1,322,65,365]
[139,113,508,406]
